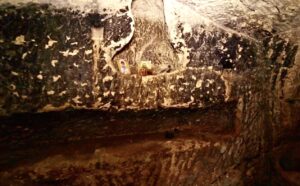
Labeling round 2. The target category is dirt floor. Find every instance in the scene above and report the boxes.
[0,103,238,185]
[0,101,299,185]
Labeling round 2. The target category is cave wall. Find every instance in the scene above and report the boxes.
[0,0,299,117]
[0,0,135,115]
[0,0,300,185]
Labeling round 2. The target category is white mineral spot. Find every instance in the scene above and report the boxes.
[52,75,61,82]
[196,80,203,88]
[104,91,110,97]
[84,59,92,63]
[207,79,214,84]
[13,35,25,45]
[192,75,196,80]
[13,92,20,97]
[72,95,82,104]
[22,53,27,59]
[69,49,79,56]
[11,71,19,76]
[59,91,67,96]
[103,76,113,82]
[179,87,184,91]
[74,81,78,85]
[66,36,71,41]
[81,83,87,87]
[60,49,79,57]
[0,39,4,43]
[85,94,90,98]
[59,50,69,57]
[51,60,58,67]
[85,50,93,55]
[111,92,115,96]
[37,74,43,80]
[176,75,184,80]
[238,45,243,52]
[170,85,175,90]
[220,145,227,154]
[45,36,58,49]
[47,90,55,95]
[73,63,79,68]
[71,42,78,45]
[267,49,273,58]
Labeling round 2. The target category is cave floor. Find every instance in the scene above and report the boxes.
[0,105,237,185]
[0,115,233,172]
[1,102,299,185]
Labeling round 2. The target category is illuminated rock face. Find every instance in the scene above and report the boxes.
[0,0,299,115]
[0,1,299,184]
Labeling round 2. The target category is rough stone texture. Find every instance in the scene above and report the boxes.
[0,0,298,116]
[0,0,299,185]
[114,0,178,74]
[0,4,94,114]
[0,2,135,115]
[0,102,240,185]
[114,18,178,74]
